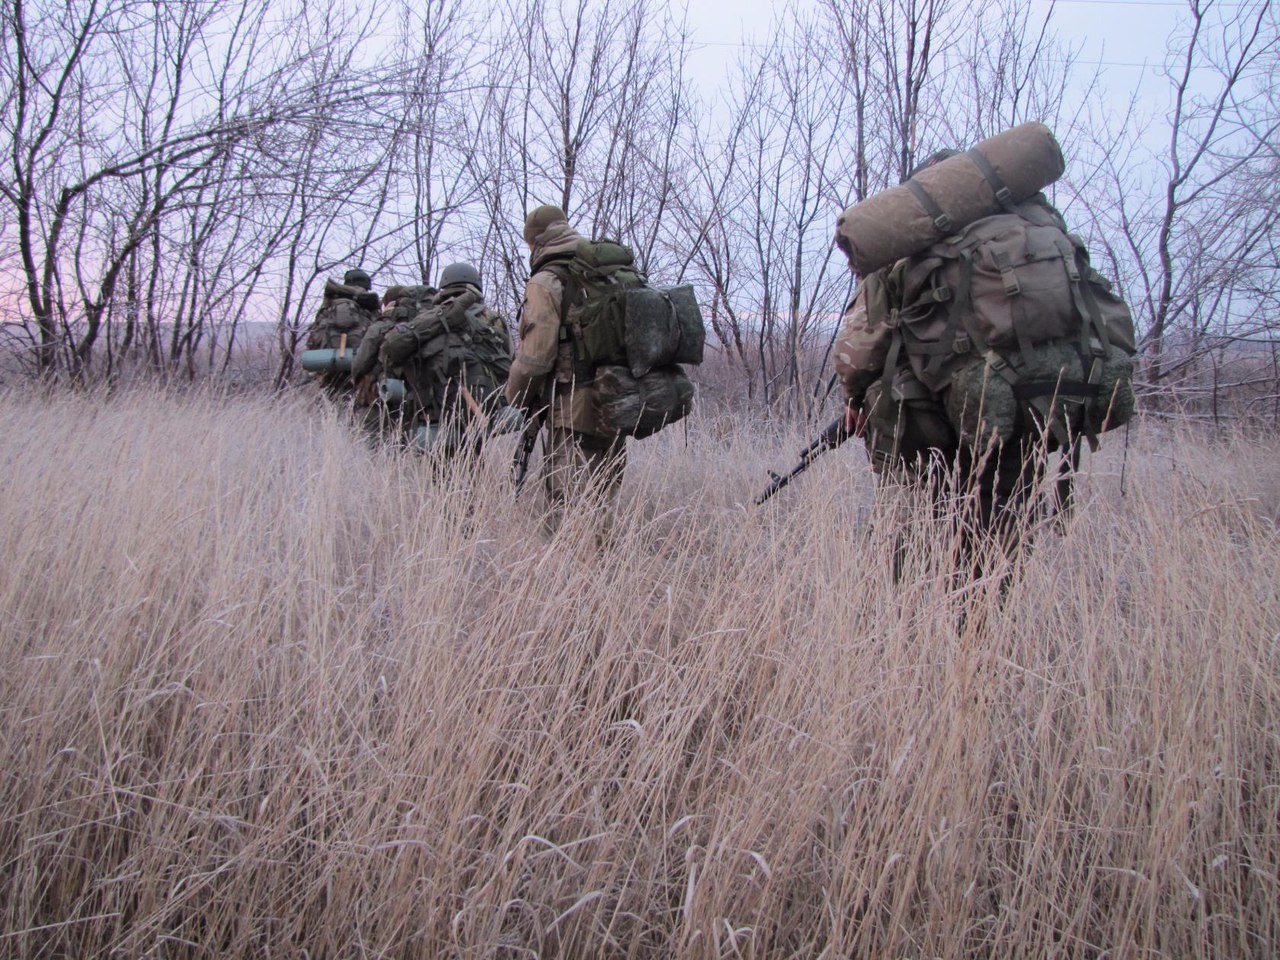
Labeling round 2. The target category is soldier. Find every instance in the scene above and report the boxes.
[832,141,1135,584]
[349,283,432,442]
[303,267,382,402]
[834,248,1045,580]
[368,263,512,461]
[505,205,627,536]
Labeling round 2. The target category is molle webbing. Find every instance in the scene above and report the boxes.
[542,262,596,383]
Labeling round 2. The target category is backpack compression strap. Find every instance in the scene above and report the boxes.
[538,261,595,383]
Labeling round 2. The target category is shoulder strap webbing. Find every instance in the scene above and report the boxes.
[540,261,594,382]
[965,148,1017,213]
[905,180,953,237]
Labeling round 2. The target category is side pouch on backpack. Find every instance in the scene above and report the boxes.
[862,367,955,472]
[1083,268,1138,354]
[620,287,681,377]
[593,285,707,378]
[660,285,706,366]
[578,291,628,369]
[593,364,695,439]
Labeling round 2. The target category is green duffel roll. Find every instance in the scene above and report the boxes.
[593,364,695,439]
[301,348,354,373]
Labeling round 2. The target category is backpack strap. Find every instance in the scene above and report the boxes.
[905,180,954,237]
[965,148,1018,213]
[917,244,978,383]
[990,248,1038,369]
[538,261,594,383]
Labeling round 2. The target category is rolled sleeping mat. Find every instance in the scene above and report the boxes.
[379,378,407,406]
[835,122,1066,276]
[301,348,353,373]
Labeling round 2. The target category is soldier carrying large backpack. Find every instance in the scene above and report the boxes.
[302,267,382,400]
[506,205,705,538]
[360,263,514,460]
[828,123,1137,579]
[348,282,436,441]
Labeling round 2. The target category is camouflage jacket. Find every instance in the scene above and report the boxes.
[834,269,896,407]
[505,221,610,436]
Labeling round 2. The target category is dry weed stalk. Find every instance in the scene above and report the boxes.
[0,388,1276,958]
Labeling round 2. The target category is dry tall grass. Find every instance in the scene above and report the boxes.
[0,387,1277,958]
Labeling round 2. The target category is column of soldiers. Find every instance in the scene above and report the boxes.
[303,207,629,532]
[303,124,1137,583]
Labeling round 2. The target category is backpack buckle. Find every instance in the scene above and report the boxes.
[930,286,952,304]
[885,308,901,329]
[993,251,1020,296]
[951,332,971,354]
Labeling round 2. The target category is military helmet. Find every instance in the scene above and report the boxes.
[343,268,372,290]
[438,262,481,290]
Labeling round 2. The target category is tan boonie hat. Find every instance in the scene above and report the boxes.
[523,204,568,245]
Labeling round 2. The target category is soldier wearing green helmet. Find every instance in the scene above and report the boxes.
[303,266,383,404]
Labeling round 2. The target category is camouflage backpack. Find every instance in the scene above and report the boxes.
[305,279,381,352]
[350,285,437,382]
[543,239,706,439]
[859,195,1137,468]
[378,289,512,419]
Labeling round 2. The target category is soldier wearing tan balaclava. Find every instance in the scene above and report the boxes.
[506,205,626,537]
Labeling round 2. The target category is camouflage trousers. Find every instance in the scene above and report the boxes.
[542,427,627,540]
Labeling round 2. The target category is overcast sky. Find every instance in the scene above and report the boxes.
[677,0,1200,124]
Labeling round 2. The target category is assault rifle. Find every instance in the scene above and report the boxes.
[512,415,539,495]
[754,408,864,505]
[512,377,554,497]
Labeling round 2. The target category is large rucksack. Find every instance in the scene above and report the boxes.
[305,279,381,352]
[378,289,512,419]
[544,239,706,439]
[859,195,1137,469]
[350,285,437,381]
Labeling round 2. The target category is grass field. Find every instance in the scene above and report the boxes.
[1,387,1277,958]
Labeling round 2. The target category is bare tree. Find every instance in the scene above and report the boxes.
[1078,0,1278,395]
[464,0,696,323]
[0,0,405,380]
